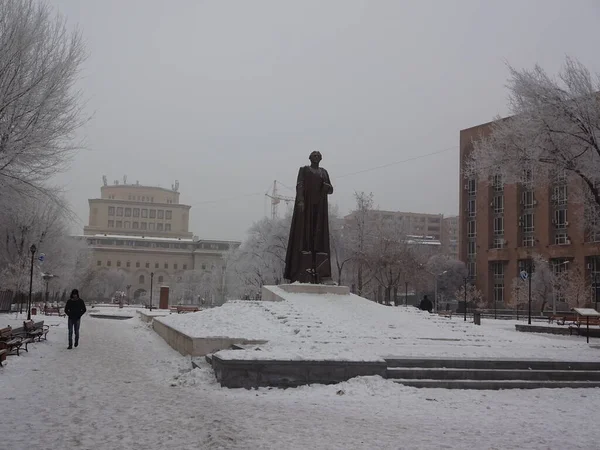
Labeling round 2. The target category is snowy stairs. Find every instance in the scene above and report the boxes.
[386,358,600,389]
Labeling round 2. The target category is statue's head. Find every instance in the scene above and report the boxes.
[309,151,322,164]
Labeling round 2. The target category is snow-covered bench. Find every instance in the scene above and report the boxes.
[0,326,33,357]
[22,320,49,342]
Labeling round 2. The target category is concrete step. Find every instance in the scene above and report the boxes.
[387,367,600,381]
[385,357,600,371]
[393,379,600,390]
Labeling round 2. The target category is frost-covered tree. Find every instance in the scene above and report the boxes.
[508,277,529,317]
[426,255,467,304]
[0,0,87,196]
[454,282,483,310]
[555,267,590,309]
[344,191,375,295]
[465,57,600,232]
[329,204,353,285]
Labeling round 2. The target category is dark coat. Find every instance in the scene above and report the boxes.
[284,165,333,283]
[64,298,87,321]
[419,297,433,313]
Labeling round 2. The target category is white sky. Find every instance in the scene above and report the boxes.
[50,0,600,240]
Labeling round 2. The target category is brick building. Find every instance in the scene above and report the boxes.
[459,121,600,309]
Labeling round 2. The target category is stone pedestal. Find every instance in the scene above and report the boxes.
[262,284,350,302]
[159,286,169,309]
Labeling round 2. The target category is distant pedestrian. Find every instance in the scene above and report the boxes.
[419,295,433,313]
[445,302,450,312]
[64,289,87,349]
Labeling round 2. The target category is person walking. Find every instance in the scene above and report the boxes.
[64,289,87,349]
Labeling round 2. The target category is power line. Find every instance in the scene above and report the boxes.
[188,144,458,207]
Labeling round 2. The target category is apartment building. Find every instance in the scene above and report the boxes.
[459,121,600,308]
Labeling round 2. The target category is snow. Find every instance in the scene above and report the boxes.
[160,288,600,362]
[1,313,600,449]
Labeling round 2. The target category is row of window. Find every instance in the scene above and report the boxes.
[127,195,155,202]
[107,220,171,231]
[108,207,172,220]
[97,261,188,270]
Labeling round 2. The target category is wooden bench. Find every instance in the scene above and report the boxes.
[44,306,65,317]
[22,320,49,342]
[0,326,33,357]
[548,314,577,325]
[438,311,453,318]
[175,305,200,314]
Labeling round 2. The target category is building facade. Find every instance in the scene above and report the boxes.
[81,180,240,300]
[344,210,445,241]
[459,121,600,309]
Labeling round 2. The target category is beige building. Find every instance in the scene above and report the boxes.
[81,179,240,300]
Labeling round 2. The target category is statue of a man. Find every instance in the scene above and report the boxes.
[284,151,333,283]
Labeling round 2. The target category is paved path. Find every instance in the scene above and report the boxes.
[1,315,600,450]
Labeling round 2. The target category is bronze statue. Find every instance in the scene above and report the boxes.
[284,151,333,283]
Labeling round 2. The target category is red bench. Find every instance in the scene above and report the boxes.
[0,326,33,359]
[22,320,49,342]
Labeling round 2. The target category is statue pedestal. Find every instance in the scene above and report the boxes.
[262,284,350,302]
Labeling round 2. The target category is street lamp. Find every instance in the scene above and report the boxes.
[126,284,131,305]
[27,244,36,320]
[528,260,533,325]
[463,277,468,322]
[150,272,154,311]
[42,273,56,315]
[404,281,408,307]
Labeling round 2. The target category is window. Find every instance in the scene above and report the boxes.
[136,262,140,268]
[522,236,535,247]
[133,208,140,217]
[492,195,504,214]
[492,174,503,192]
[467,241,476,257]
[553,185,567,206]
[142,209,148,218]
[146,262,150,268]
[116,220,122,228]
[117,261,121,267]
[164,263,168,269]
[149,223,155,231]
[493,216,504,236]
[467,179,476,196]
[150,210,156,219]
[493,283,504,304]
[165,224,171,231]
[97,260,102,266]
[157,223,164,231]
[518,260,531,275]
[467,262,476,279]
[492,238,505,249]
[141,222,147,230]
[126,261,131,268]
[133,222,139,229]
[522,213,534,233]
[174,264,178,270]
[139,275,145,284]
[554,233,569,245]
[158,276,164,283]
[155,262,159,268]
[467,220,476,238]
[166,210,172,220]
[108,207,115,216]
[124,221,131,229]
[117,207,123,216]
[183,264,187,270]
[554,209,568,229]
[158,210,164,219]
[108,220,114,228]
[202,264,206,270]
[125,208,132,217]
[492,262,504,278]
[522,190,535,209]
[468,199,476,217]
[107,260,112,267]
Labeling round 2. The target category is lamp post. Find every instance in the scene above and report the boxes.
[27,244,36,320]
[42,273,55,315]
[528,260,533,325]
[126,284,131,305]
[463,277,468,322]
[404,281,408,307]
[595,273,599,309]
[150,272,154,311]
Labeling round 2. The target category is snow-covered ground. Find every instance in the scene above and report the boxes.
[157,289,600,362]
[1,313,600,449]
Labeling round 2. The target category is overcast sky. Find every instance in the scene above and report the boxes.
[50,0,600,241]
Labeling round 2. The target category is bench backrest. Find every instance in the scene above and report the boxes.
[0,326,12,338]
[23,320,35,330]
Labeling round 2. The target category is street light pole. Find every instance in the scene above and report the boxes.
[27,244,36,320]
[528,260,532,325]
[405,281,408,307]
[150,272,154,311]
[463,277,467,322]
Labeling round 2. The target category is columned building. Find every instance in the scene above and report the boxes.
[80,179,240,299]
[459,121,600,309]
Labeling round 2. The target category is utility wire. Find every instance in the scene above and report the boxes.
[189,144,458,207]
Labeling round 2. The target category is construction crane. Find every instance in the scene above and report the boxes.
[265,180,295,220]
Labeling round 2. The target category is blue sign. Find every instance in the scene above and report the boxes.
[38,253,46,262]
[519,270,528,281]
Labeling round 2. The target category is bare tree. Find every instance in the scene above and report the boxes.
[508,277,529,318]
[329,204,353,285]
[345,191,374,295]
[454,283,484,310]
[466,57,600,232]
[0,0,87,196]
[556,267,591,309]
